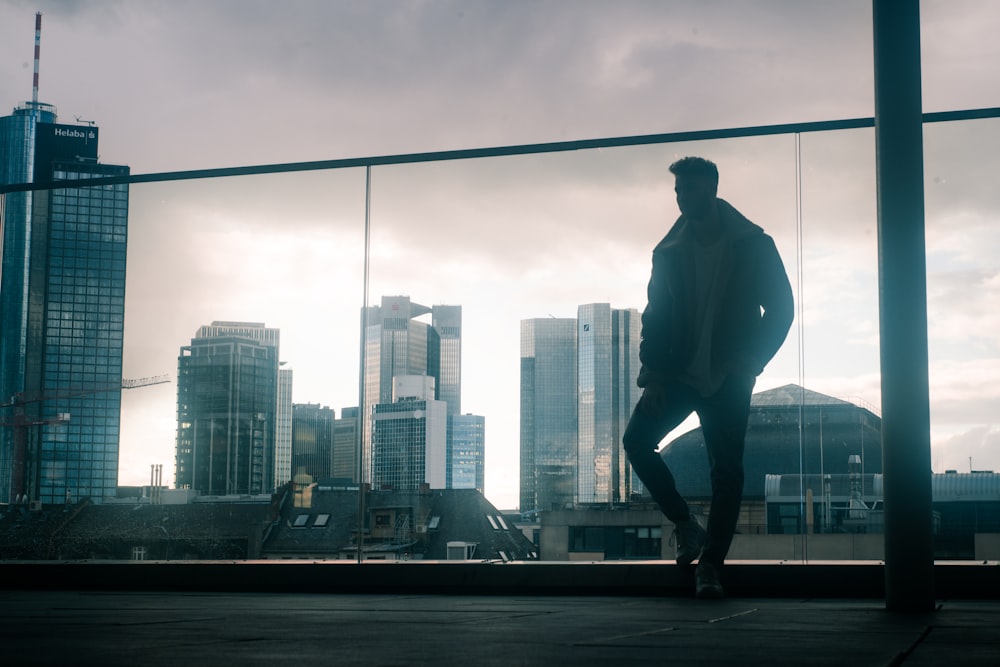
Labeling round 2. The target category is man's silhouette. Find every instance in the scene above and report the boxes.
[623,156,793,598]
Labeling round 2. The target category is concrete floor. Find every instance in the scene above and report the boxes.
[2,560,999,665]
[2,590,999,666]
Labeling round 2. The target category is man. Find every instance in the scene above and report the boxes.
[623,156,793,598]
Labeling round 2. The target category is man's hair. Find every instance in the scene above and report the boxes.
[669,156,719,189]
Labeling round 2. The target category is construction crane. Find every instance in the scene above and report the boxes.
[1,375,171,504]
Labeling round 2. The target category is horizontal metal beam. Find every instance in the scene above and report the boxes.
[3,107,999,195]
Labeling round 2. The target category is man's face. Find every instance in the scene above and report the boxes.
[674,175,716,220]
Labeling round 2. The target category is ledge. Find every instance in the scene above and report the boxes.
[3,559,998,599]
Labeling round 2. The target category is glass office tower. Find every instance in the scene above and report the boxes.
[576,304,641,506]
[331,406,360,483]
[520,305,640,513]
[448,413,486,493]
[0,102,129,505]
[175,324,280,495]
[432,305,462,417]
[290,403,335,482]
[519,317,578,513]
[371,375,447,491]
[360,296,443,483]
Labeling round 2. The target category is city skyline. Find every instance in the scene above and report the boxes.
[1,3,998,509]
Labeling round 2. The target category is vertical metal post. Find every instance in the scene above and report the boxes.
[356,165,372,564]
[872,0,935,612]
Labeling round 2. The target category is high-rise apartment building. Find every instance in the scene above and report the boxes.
[520,317,578,513]
[519,304,641,512]
[1,92,129,504]
[174,322,283,495]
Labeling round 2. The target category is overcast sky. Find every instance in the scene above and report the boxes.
[1,1,998,508]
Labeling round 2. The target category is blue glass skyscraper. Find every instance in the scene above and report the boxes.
[448,413,485,493]
[0,101,129,505]
[520,317,578,512]
[175,322,281,496]
[519,304,641,513]
[576,304,641,505]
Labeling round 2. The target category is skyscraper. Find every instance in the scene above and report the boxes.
[361,296,480,492]
[332,406,360,483]
[275,364,293,486]
[290,403,335,482]
[520,317,578,513]
[360,296,443,482]
[432,305,462,416]
[1,88,129,503]
[519,304,641,512]
[448,413,486,493]
[371,375,447,491]
[174,322,283,495]
[576,304,641,505]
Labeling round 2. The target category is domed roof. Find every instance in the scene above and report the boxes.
[658,385,882,498]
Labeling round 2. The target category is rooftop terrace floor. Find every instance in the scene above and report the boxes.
[3,561,999,666]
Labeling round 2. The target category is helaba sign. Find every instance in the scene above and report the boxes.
[53,126,96,141]
[36,123,100,164]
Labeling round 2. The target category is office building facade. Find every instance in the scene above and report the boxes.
[371,376,447,491]
[432,305,462,416]
[519,304,640,513]
[1,100,129,505]
[448,413,486,493]
[174,323,281,495]
[332,406,360,483]
[576,304,641,505]
[361,297,452,478]
[290,403,335,482]
[520,317,578,513]
[275,365,293,486]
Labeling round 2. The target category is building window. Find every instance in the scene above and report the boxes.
[131,546,147,561]
[569,526,662,559]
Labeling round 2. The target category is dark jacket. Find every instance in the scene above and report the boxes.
[637,198,794,387]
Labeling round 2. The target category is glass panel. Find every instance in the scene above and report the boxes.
[365,137,803,529]
[2,116,998,571]
[781,129,883,558]
[924,118,1000,559]
[0,169,366,559]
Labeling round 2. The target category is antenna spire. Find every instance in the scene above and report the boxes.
[32,12,41,105]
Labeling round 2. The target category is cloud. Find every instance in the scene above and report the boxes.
[4,1,1000,508]
[932,425,1000,474]
[2,1,881,175]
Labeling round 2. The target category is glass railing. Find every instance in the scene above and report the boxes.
[1,112,998,567]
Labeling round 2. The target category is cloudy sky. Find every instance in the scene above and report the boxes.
[1,1,998,508]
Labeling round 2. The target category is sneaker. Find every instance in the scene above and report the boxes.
[695,562,725,599]
[674,516,706,566]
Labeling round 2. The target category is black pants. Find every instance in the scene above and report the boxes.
[622,374,754,566]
